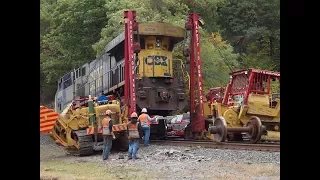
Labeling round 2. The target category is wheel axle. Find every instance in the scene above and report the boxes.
[208,116,264,143]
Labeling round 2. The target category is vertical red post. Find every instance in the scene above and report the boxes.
[193,13,205,132]
[124,15,129,110]
[124,10,137,117]
[188,13,205,133]
[189,15,195,120]
[267,75,271,94]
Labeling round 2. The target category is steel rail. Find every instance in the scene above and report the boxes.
[150,140,280,152]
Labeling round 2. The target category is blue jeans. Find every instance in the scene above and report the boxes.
[103,135,113,160]
[142,126,150,146]
[128,139,140,159]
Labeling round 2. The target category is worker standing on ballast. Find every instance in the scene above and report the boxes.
[102,109,114,160]
[138,108,155,146]
[127,112,143,160]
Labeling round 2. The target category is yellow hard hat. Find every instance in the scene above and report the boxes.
[131,112,138,118]
[105,110,112,115]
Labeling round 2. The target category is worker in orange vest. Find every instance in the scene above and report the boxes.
[138,108,156,146]
[127,112,143,160]
[102,109,114,160]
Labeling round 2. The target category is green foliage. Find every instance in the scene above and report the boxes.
[270,79,280,94]
[186,0,226,32]
[40,0,108,103]
[41,0,107,82]
[200,31,239,92]
[93,0,189,55]
[218,0,280,71]
[40,0,280,104]
[237,41,277,70]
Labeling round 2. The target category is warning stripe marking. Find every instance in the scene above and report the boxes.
[86,124,127,135]
[40,106,58,133]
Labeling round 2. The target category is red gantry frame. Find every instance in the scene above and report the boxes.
[222,68,280,106]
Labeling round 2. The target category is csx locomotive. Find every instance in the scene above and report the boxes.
[55,22,188,116]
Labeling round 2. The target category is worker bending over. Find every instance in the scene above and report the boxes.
[138,108,156,146]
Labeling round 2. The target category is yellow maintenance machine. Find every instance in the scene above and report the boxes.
[201,87,226,140]
[208,68,280,143]
[40,96,129,156]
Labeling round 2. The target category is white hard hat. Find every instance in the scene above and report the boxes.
[141,108,147,113]
[131,112,138,118]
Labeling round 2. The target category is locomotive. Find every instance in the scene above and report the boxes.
[54,21,188,116]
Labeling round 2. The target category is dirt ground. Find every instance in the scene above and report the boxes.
[40,134,280,180]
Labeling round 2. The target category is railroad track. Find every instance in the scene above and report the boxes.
[164,137,280,145]
[150,140,280,152]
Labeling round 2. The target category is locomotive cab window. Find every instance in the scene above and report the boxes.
[162,43,168,50]
[147,43,154,49]
[146,36,156,49]
[161,37,170,51]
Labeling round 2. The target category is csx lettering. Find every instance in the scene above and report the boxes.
[145,56,168,66]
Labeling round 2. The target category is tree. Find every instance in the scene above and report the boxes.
[218,0,280,71]
[185,0,226,33]
[40,0,107,104]
[93,0,189,55]
[201,31,239,91]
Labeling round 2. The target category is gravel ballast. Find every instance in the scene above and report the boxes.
[40,134,280,180]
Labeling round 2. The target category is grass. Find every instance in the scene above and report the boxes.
[40,159,280,180]
[210,161,280,180]
[40,160,155,180]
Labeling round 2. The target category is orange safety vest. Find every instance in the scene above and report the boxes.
[127,122,140,139]
[102,117,112,136]
[139,114,150,127]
